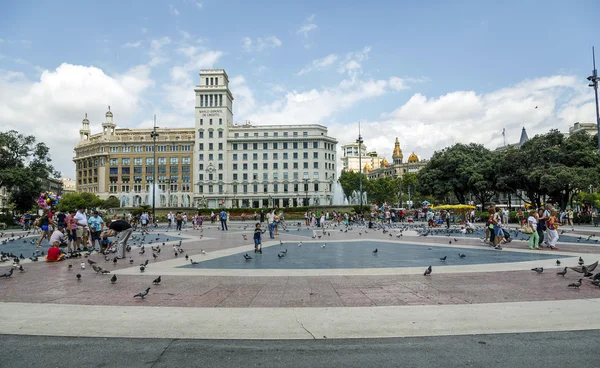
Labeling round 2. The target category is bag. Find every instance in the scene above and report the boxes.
[523,225,534,234]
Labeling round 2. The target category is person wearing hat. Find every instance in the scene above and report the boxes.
[88,210,104,250]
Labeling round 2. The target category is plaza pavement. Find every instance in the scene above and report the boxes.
[1,221,600,341]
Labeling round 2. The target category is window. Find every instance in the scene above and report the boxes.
[253,143,258,150]
[313,162,319,169]
[209,143,213,150]
[273,143,278,149]
[109,158,118,166]
[210,119,213,125]
[219,96,223,107]
[218,174,223,180]
[233,154,238,161]
[218,184,223,193]
[293,152,298,159]
[109,146,118,153]
[218,153,223,160]
[122,158,130,165]
[303,132,308,136]
[263,173,268,180]
[209,131,213,139]
[313,172,319,179]
[233,174,238,181]
[242,153,247,160]
[303,152,308,159]
[273,173,279,180]
[208,154,213,160]
[243,184,248,193]
[121,167,130,174]
[263,163,268,169]
[243,143,248,150]
[283,153,288,159]
[234,133,239,138]
[273,163,278,169]
[293,162,298,169]
[199,131,204,138]
[273,184,278,192]
[253,163,258,170]
[283,143,288,149]
[243,173,248,180]
[314,183,319,191]
[233,184,237,193]
[170,166,179,174]
[293,172,299,180]
[263,184,268,193]
[200,118,203,125]
[273,153,278,160]
[158,166,167,174]
[253,173,258,180]
[134,167,142,174]
[263,143,268,150]
[123,146,131,153]
[158,157,166,165]
[199,164,204,170]
[182,145,191,151]
[233,164,238,170]
[274,132,278,137]
[243,163,248,170]
[264,132,268,137]
[199,143,204,150]
[218,163,223,170]
[284,132,288,137]
[218,143,223,150]
[283,172,289,180]
[218,131,223,138]
[283,163,288,169]
[313,152,318,159]
[303,162,308,169]
[219,118,222,125]
[199,154,204,161]
[233,143,238,150]
[313,142,318,149]
[170,157,179,164]
[303,142,308,149]
[263,153,268,160]
[253,184,258,193]
[182,157,191,164]
[134,158,142,165]
[182,166,190,173]
[146,167,154,174]
[199,174,204,180]
[293,132,298,136]
[109,167,118,175]
[293,142,298,149]
[253,153,258,160]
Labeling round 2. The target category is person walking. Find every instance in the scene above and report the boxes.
[267,210,275,239]
[36,211,54,248]
[88,210,104,250]
[517,208,524,229]
[260,210,265,224]
[526,210,539,250]
[547,210,560,250]
[253,223,262,254]
[176,212,183,231]
[219,209,228,231]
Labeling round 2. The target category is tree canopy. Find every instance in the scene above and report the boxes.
[0,130,60,212]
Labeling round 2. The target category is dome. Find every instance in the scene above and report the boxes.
[82,113,89,123]
[105,106,113,117]
[408,152,419,163]
[381,158,389,167]
[363,163,371,172]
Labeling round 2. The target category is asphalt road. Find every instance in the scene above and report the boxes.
[3,330,599,368]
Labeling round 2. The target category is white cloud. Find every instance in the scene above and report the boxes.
[169,5,180,15]
[148,36,171,66]
[338,47,371,79]
[196,2,203,8]
[297,54,338,75]
[122,40,142,48]
[0,64,154,176]
[297,14,318,37]
[242,36,282,52]
[230,76,257,118]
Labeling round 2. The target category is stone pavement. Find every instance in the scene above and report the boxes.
[1,221,599,339]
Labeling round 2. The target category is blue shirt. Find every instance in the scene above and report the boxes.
[88,216,103,232]
[220,211,227,220]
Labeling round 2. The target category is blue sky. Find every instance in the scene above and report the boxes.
[1,0,598,176]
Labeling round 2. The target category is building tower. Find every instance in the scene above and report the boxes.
[79,113,91,141]
[392,137,404,165]
[102,106,116,135]
[518,127,529,147]
[193,69,234,207]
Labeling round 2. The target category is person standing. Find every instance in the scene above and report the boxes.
[55,210,67,231]
[517,208,524,229]
[219,209,228,231]
[527,210,539,250]
[502,207,509,226]
[36,211,54,248]
[65,210,78,254]
[140,211,149,233]
[567,208,574,230]
[87,211,104,250]
[176,212,183,231]
[547,210,560,250]
[74,206,88,251]
[267,210,275,239]
[260,210,265,224]
[253,223,262,253]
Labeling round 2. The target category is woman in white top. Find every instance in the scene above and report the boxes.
[527,210,539,250]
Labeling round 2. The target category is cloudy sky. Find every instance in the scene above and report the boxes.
[0,0,598,177]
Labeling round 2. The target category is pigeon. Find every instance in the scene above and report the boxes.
[570,261,598,274]
[129,258,134,264]
[373,248,378,254]
[578,257,584,266]
[583,267,593,278]
[134,287,151,299]
[459,253,466,258]
[80,262,86,269]
[201,250,206,255]
[454,238,458,242]
[281,249,287,254]
[110,274,117,284]
[113,257,118,265]
[76,273,81,281]
[88,259,96,265]
[185,254,189,260]
[101,269,111,274]
[244,253,252,260]
[18,265,25,272]
[557,267,567,276]
[531,267,544,274]
[593,273,600,281]
[1,268,13,278]
[321,244,326,248]
[439,256,447,261]
[279,240,283,245]
[140,265,145,272]
[567,279,582,289]
[424,266,432,276]
[449,241,452,244]
[68,264,73,270]
[298,242,302,247]
[153,253,158,259]
[153,276,162,285]
[92,265,101,273]
[278,253,285,258]
[144,259,149,266]
[556,260,561,266]
[190,259,200,265]
[139,248,145,255]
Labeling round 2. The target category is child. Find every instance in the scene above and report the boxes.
[253,223,262,254]
[100,235,114,254]
[46,242,65,262]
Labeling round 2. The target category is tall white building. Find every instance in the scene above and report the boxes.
[340,142,383,172]
[193,69,338,209]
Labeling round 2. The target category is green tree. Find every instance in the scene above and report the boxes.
[368,176,401,205]
[58,192,103,212]
[338,170,371,200]
[0,130,60,212]
[101,196,120,209]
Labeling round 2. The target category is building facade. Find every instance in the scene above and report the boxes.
[193,69,338,209]
[73,109,195,207]
[568,122,598,136]
[366,138,427,179]
[61,177,76,194]
[340,142,382,172]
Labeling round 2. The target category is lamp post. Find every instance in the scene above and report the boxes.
[303,178,309,206]
[150,115,159,219]
[356,123,364,211]
[587,46,600,157]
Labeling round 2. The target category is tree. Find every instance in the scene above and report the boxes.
[0,130,60,212]
[368,176,401,205]
[57,193,103,212]
[338,170,371,200]
[101,197,120,209]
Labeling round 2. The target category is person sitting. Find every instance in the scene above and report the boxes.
[99,235,114,253]
[48,227,67,249]
[464,220,475,234]
[46,242,65,262]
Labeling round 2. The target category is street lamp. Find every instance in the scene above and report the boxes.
[303,178,309,206]
[150,115,159,219]
[356,123,364,211]
[587,46,600,157]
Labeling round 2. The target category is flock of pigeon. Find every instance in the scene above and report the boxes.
[531,258,600,289]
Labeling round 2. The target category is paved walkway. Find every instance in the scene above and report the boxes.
[1,222,599,340]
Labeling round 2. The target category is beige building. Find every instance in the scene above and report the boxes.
[340,142,383,172]
[73,108,195,207]
[61,177,76,193]
[366,138,427,179]
[568,122,598,136]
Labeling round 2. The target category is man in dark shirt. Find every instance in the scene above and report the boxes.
[56,211,67,230]
[102,219,133,258]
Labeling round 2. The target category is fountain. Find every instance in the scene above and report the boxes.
[146,184,164,208]
[348,190,368,205]
[332,181,346,205]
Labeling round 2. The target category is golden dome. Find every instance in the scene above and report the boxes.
[363,163,371,172]
[381,158,389,167]
[392,137,403,158]
[408,152,419,163]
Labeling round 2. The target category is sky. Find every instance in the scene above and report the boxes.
[1,0,599,178]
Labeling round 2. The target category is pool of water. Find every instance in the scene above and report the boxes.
[179,241,568,270]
